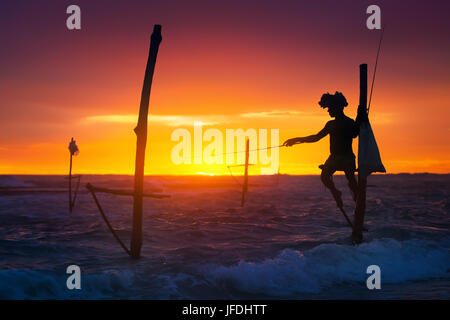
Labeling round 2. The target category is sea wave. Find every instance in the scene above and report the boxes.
[0,268,186,299]
[205,238,450,296]
[0,238,448,299]
[0,269,132,299]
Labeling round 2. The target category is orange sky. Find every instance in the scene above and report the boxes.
[0,0,449,175]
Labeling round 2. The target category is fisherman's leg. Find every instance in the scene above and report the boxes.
[321,168,343,208]
[344,170,358,202]
[320,167,336,190]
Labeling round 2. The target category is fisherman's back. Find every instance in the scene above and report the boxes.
[327,116,358,156]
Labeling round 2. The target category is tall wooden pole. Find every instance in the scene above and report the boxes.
[241,139,249,207]
[130,25,162,259]
[69,151,73,213]
[359,64,368,117]
[354,64,368,239]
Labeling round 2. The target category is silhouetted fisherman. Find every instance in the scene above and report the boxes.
[283,92,360,224]
[68,138,79,156]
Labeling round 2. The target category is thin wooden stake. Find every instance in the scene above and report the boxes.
[68,138,81,212]
[241,138,249,207]
[130,25,162,259]
[71,175,81,208]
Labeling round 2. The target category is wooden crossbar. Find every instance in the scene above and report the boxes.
[86,183,170,199]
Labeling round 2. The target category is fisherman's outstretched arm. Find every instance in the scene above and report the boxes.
[283,123,330,146]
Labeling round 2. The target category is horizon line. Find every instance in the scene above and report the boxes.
[0,172,448,176]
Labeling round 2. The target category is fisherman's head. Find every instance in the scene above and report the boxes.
[318,92,348,118]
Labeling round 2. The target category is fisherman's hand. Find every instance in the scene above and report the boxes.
[283,138,302,147]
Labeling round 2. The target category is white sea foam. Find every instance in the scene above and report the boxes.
[206,238,450,295]
[0,238,448,299]
[0,269,167,299]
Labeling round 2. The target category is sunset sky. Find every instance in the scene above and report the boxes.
[0,0,449,175]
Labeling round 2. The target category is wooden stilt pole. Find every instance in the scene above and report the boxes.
[130,25,162,259]
[241,138,249,207]
[354,64,368,240]
[69,150,73,213]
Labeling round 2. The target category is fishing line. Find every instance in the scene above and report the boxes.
[227,165,243,186]
[191,144,285,160]
[190,144,285,185]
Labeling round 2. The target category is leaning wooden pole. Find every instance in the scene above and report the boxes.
[241,139,249,207]
[87,184,132,257]
[130,25,162,259]
[354,64,368,238]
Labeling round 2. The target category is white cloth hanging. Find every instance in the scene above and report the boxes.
[358,120,385,178]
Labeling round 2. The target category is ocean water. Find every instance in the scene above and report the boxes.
[0,174,449,299]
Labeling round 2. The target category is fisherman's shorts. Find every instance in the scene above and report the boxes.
[320,154,356,172]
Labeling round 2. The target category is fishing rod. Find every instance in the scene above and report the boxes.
[368,27,385,114]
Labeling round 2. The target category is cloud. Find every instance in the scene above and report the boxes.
[239,110,397,125]
[83,109,335,127]
[83,114,226,127]
[240,110,302,118]
[84,115,136,124]
[369,112,395,125]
